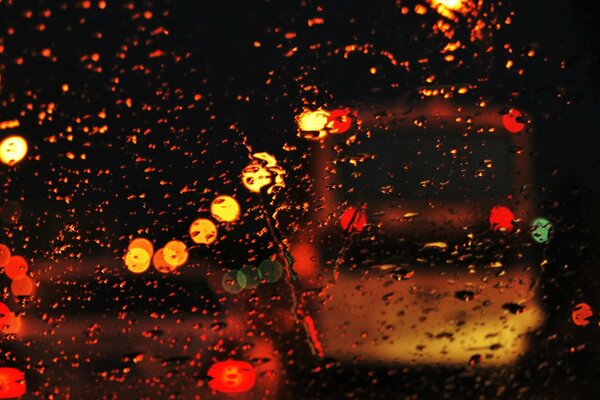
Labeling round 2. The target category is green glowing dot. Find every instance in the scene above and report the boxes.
[222,270,246,294]
[258,259,283,283]
[239,265,260,289]
[531,217,553,244]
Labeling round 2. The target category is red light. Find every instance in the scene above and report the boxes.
[340,206,367,232]
[489,206,515,231]
[207,360,256,393]
[0,367,26,399]
[572,303,593,327]
[502,109,525,133]
[327,108,352,134]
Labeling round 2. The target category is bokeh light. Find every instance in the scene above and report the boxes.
[3,255,28,280]
[153,248,176,273]
[258,259,284,283]
[0,135,28,166]
[531,217,553,244]
[296,110,330,140]
[0,367,26,398]
[127,238,154,256]
[572,303,593,326]
[189,218,218,245]
[222,270,246,294]
[0,244,11,267]
[207,360,256,393]
[124,247,152,274]
[210,195,241,223]
[239,265,260,290]
[11,275,36,297]
[241,152,286,194]
[489,206,515,231]
[502,109,525,133]
[163,240,189,268]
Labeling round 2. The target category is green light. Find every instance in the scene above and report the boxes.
[222,270,246,294]
[531,217,553,244]
[258,260,283,283]
[239,265,260,289]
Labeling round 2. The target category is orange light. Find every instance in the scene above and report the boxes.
[296,108,353,139]
[152,248,174,273]
[3,255,28,280]
[128,237,154,256]
[11,276,35,297]
[210,195,241,223]
[0,135,28,166]
[163,240,189,268]
[207,360,256,393]
[124,247,152,274]
[0,312,20,335]
[0,245,10,267]
[241,152,286,194]
[189,218,218,245]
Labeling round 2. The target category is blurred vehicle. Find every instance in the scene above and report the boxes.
[291,86,545,366]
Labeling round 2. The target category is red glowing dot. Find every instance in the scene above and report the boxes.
[489,206,515,231]
[340,206,367,232]
[572,303,593,327]
[207,360,256,393]
[502,109,525,133]
[326,108,353,134]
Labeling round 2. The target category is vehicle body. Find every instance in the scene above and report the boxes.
[291,86,545,366]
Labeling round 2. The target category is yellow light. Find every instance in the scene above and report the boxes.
[163,240,189,268]
[124,247,151,274]
[189,218,218,245]
[0,135,28,166]
[210,195,241,223]
[297,110,330,140]
[241,152,286,194]
[435,0,464,10]
[128,237,154,256]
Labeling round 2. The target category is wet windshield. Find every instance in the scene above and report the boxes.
[1,1,599,399]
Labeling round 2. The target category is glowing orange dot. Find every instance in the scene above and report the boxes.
[340,206,367,232]
[489,206,515,231]
[4,255,28,280]
[153,248,176,273]
[163,240,189,268]
[210,195,241,223]
[0,311,20,334]
[128,237,154,256]
[572,303,593,327]
[11,275,35,297]
[125,247,151,274]
[189,218,218,245]
[0,244,11,267]
[502,109,525,133]
[0,135,28,166]
[207,360,256,393]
